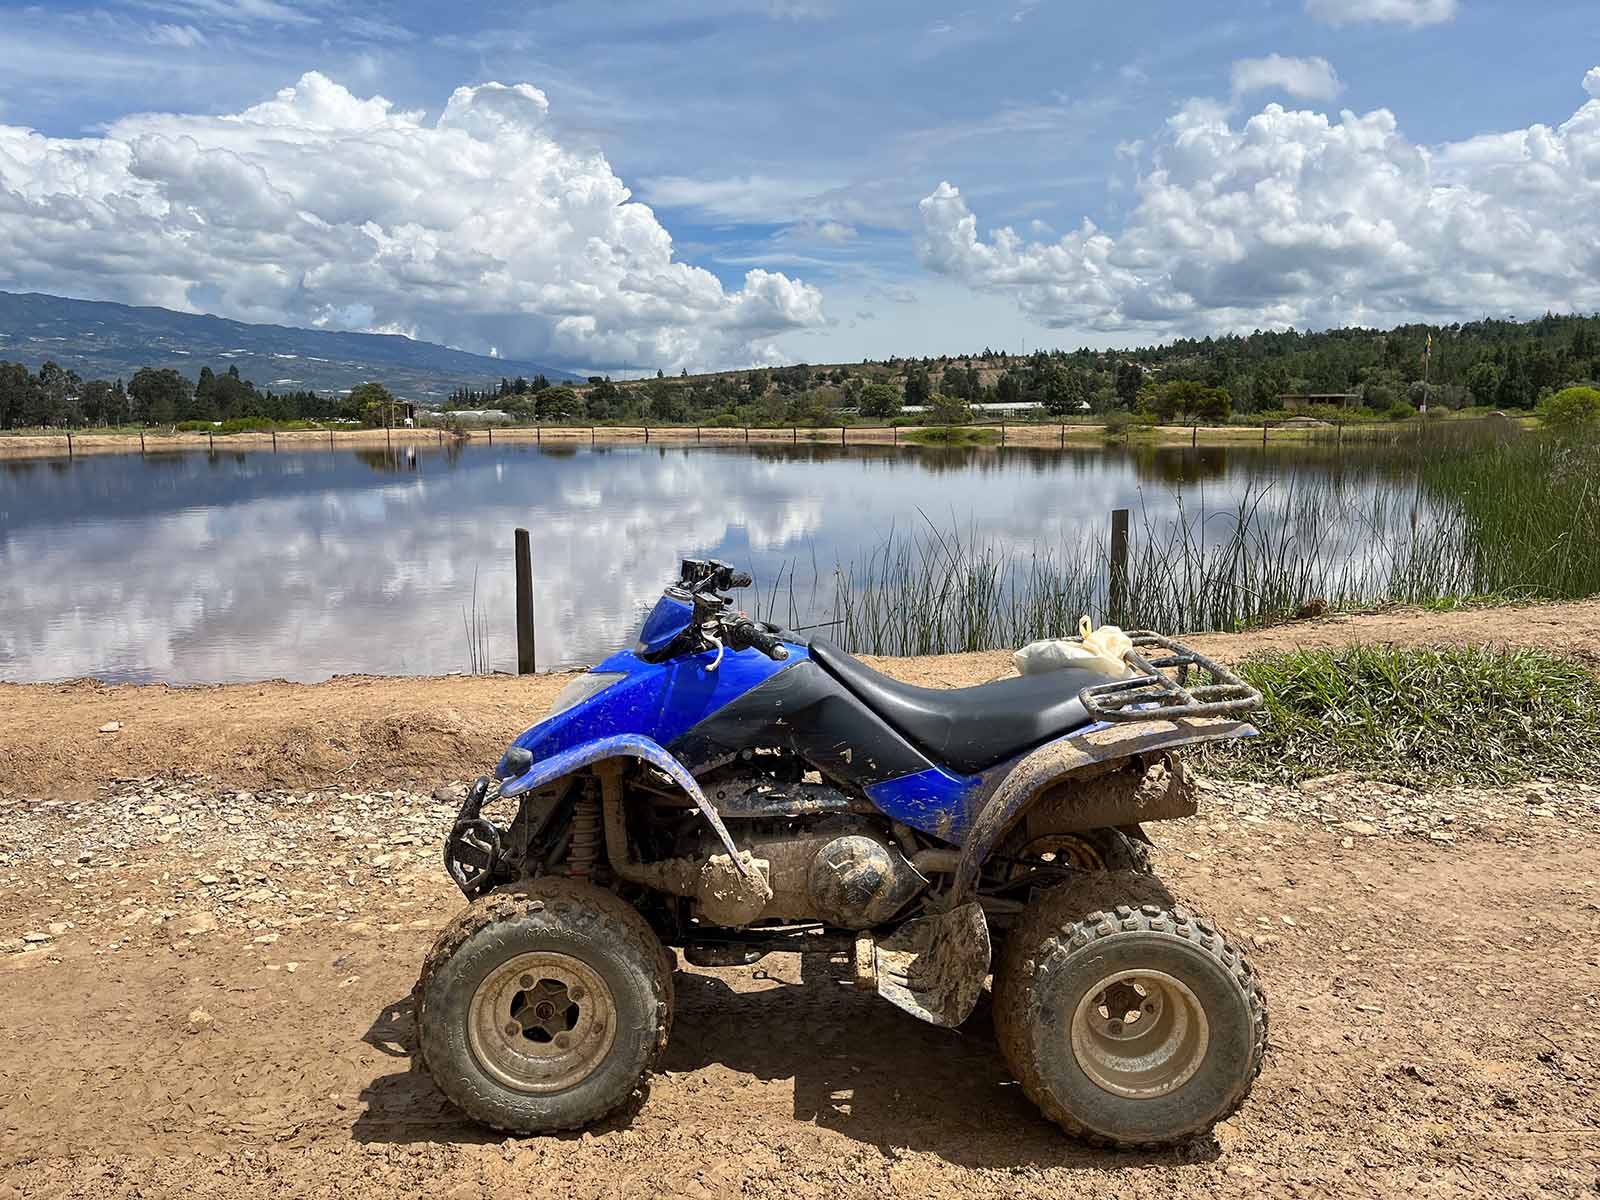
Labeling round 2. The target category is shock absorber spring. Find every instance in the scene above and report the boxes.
[567,793,602,877]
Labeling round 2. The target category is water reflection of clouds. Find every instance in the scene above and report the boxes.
[1,443,1430,684]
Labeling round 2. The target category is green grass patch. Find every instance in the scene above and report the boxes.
[1205,645,1600,788]
[903,426,1000,446]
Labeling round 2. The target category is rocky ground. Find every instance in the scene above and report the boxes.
[3,764,1597,1198]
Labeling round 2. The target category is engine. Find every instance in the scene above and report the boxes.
[683,774,929,929]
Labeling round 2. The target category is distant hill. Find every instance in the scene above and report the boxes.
[0,292,579,401]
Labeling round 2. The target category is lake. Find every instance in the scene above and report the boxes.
[0,440,1433,683]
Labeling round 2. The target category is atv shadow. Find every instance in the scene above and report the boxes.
[351,959,1221,1170]
[659,953,1219,1170]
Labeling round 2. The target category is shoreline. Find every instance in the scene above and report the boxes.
[0,418,1400,461]
[5,596,1597,798]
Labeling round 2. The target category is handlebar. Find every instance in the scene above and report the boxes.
[724,615,789,661]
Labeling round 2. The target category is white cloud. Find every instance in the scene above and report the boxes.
[137,0,319,26]
[0,72,824,371]
[1305,0,1457,28]
[919,68,1600,336]
[147,23,207,47]
[1231,54,1343,101]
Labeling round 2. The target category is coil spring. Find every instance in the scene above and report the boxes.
[567,794,602,877]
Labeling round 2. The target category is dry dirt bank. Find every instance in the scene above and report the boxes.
[5,598,1599,800]
[0,419,1344,461]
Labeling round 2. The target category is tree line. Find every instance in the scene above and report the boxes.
[4,312,1596,432]
[0,361,377,429]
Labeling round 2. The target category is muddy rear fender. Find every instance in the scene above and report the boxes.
[948,717,1256,904]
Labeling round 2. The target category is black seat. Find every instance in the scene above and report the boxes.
[808,638,1112,775]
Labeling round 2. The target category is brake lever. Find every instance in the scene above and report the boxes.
[703,629,725,671]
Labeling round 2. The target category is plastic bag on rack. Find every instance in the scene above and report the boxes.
[1013,615,1134,679]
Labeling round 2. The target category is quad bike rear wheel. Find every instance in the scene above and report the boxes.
[993,876,1267,1148]
[415,878,672,1133]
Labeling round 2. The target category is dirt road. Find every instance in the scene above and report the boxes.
[3,603,1599,1197]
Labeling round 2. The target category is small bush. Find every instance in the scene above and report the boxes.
[1542,386,1600,437]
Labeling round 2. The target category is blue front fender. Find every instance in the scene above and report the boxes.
[498,732,746,872]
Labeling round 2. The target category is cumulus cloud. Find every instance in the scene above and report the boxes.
[918,68,1600,336]
[1231,54,1343,101]
[1305,0,1457,28]
[0,73,824,371]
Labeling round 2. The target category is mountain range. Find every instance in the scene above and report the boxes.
[0,291,579,401]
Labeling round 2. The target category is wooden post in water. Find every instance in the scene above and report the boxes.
[384,425,390,451]
[272,429,278,452]
[537,422,542,445]
[208,430,214,452]
[697,427,702,443]
[1192,424,1197,448]
[487,426,493,446]
[1059,424,1065,448]
[329,427,334,451]
[841,425,846,446]
[644,425,650,444]
[514,527,536,675]
[1000,423,1006,446]
[1108,508,1130,627]
[140,431,146,454]
[1262,422,1268,448]
[66,432,73,458]
[893,425,898,445]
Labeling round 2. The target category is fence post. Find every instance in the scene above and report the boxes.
[1108,508,1130,626]
[514,527,535,675]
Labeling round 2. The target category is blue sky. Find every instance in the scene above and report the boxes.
[2,0,1598,372]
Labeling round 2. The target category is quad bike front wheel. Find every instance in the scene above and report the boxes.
[414,878,673,1133]
[993,877,1267,1148]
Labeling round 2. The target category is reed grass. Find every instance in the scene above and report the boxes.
[823,424,1600,656]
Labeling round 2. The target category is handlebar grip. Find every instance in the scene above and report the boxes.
[728,570,753,589]
[729,618,788,660]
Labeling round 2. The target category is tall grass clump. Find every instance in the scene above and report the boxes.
[1416,426,1600,600]
[823,421,1600,656]
[1205,645,1600,788]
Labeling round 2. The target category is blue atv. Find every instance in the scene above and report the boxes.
[415,558,1268,1147]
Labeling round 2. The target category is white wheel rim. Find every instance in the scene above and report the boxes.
[467,951,618,1094]
[1070,968,1210,1099]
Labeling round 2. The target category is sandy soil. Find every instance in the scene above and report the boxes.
[6,598,1600,800]
[3,603,1599,1198]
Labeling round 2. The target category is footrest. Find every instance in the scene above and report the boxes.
[873,901,991,1028]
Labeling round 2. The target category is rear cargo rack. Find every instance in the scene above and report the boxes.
[1076,632,1261,723]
